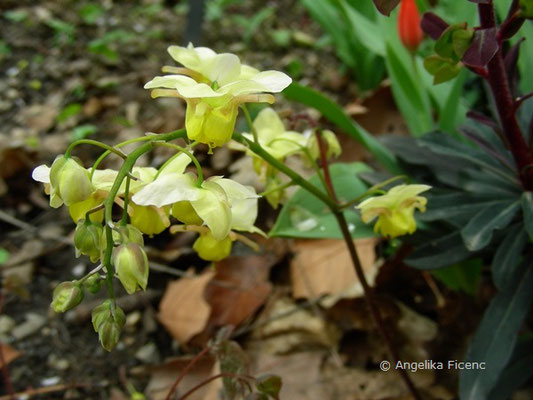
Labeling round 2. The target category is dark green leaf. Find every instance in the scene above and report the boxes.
[57,103,82,122]
[385,42,433,136]
[522,192,533,239]
[339,0,384,56]
[435,23,467,60]
[452,28,474,58]
[256,374,282,397]
[282,83,401,174]
[406,231,472,269]
[271,163,377,239]
[493,224,528,290]
[431,259,482,295]
[461,201,520,251]
[422,195,510,223]
[71,124,98,142]
[488,335,533,400]
[459,260,533,400]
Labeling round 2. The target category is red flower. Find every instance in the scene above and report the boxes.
[398,0,424,52]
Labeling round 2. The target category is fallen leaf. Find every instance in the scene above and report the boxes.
[290,238,379,305]
[204,255,273,332]
[250,297,340,354]
[158,270,214,344]
[0,343,21,367]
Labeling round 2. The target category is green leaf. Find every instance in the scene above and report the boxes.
[488,336,533,400]
[270,163,377,239]
[431,259,481,295]
[424,55,462,84]
[256,375,282,398]
[80,4,104,24]
[461,201,520,251]
[0,248,10,264]
[339,0,384,56]
[4,10,28,22]
[521,192,533,239]
[57,103,82,122]
[384,41,433,136]
[459,260,533,400]
[282,83,401,174]
[71,124,98,142]
[406,231,472,269]
[435,23,467,61]
[492,224,528,290]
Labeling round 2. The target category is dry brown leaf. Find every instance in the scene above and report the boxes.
[290,238,378,304]
[158,270,214,344]
[0,343,21,367]
[251,352,329,400]
[250,297,340,354]
[205,255,273,331]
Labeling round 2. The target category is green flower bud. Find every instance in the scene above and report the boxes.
[83,274,103,294]
[193,232,232,262]
[74,220,103,263]
[131,393,146,400]
[112,243,149,295]
[50,156,93,206]
[51,281,84,313]
[172,201,203,225]
[91,300,126,351]
[322,129,341,159]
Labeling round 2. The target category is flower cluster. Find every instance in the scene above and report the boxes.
[145,44,292,148]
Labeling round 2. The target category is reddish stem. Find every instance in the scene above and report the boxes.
[178,372,252,400]
[0,293,15,399]
[478,3,533,190]
[165,345,212,400]
[313,131,422,400]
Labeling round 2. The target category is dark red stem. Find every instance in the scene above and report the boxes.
[313,131,422,400]
[165,345,212,400]
[478,3,533,190]
[178,372,252,400]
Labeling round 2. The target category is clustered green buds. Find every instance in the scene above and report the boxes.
[74,219,103,263]
[92,300,126,352]
[112,243,149,295]
[51,281,84,313]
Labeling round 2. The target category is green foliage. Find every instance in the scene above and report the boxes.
[231,7,274,44]
[71,125,98,142]
[57,103,83,123]
[206,0,244,21]
[430,259,482,295]
[79,4,105,24]
[271,163,377,239]
[0,248,10,264]
[4,9,29,23]
[88,30,135,62]
[45,18,76,45]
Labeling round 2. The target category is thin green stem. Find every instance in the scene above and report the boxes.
[65,139,127,160]
[259,180,294,197]
[121,175,131,226]
[102,129,187,308]
[77,264,104,285]
[84,203,105,220]
[232,132,337,210]
[152,142,203,185]
[240,104,258,143]
[90,136,155,179]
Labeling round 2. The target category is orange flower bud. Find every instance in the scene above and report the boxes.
[398,0,424,52]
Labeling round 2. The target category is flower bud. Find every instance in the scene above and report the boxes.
[74,220,103,263]
[50,156,94,206]
[172,201,203,225]
[322,130,341,159]
[91,300,126,351]
[51,281,84,313]
[112,243,149,294]
[185,100,239,148]
[193,232,232,262]
[84,274,103,294]
[398,0,424,52]
[129,203,170,236]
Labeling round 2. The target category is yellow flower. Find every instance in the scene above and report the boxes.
[357,184,431,238]
[144,44,292,148]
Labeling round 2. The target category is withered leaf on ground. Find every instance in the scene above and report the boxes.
[290,238,378,304]
[158,270,214,344]
[204,255,274,332]
[0,343,21,367]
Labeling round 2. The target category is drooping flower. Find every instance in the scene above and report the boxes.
[33,156,94,208]
[357,184,431,238]
[51,281,84,313]
[112,242,149,295]
[144,44,292,148]
[398,0,424,52]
